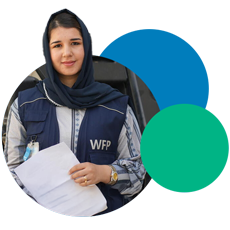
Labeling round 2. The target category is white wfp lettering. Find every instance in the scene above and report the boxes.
[90,139,101,150]
[90,139,111,150]
[102,140,107,150]
[106,141,111,150]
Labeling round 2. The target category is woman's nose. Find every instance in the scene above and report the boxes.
[62,45,73,57]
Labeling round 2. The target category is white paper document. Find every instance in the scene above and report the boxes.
[14,142,107,216]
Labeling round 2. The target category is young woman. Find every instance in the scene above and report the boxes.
[4,9,146,215]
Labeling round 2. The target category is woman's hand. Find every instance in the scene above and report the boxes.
[69,163,112,186]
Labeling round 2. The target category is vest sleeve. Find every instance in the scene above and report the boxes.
[112,105,146,197]
[4,98,33,197]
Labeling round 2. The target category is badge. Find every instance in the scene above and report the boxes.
[23,135,39,161]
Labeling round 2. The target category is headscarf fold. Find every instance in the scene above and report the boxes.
[37,8,125,109]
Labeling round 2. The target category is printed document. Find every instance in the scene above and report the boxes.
[14,142,107,216]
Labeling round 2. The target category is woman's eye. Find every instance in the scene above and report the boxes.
[54,44,61,48]
[72,42,80,45]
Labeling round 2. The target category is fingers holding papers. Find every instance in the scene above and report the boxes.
[69,162,111,186]
[74,175,91,187]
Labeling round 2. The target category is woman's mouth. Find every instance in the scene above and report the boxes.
[62,61,76,66]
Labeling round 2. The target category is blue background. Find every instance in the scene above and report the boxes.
[0,0,230,229]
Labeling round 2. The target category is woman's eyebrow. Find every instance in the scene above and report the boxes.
[50,40,61,45]
[70,38,82,41]
[50,38,81,45]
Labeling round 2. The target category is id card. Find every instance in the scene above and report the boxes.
[23,142,39,161]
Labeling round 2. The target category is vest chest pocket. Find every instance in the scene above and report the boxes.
[89,151,116,165]
[24,111,48,140]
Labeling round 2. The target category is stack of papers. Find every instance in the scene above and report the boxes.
[15,142,107,216]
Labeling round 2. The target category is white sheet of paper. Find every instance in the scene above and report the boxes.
[14,142,107,216]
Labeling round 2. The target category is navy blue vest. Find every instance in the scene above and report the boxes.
[18,87,129,215]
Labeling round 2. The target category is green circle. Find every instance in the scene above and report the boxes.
[141,104,229,192]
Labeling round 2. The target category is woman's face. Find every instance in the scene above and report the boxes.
[49,27,84,79]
